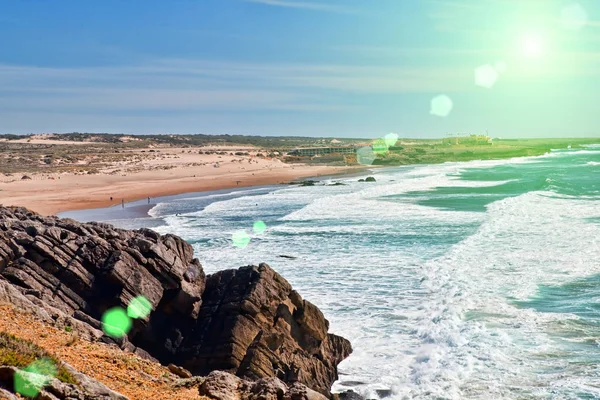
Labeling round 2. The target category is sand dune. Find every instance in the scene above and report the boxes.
[0,146,358,215]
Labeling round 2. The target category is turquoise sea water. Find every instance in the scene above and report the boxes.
[96,147,600,399]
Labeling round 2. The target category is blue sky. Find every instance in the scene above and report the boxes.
[2,0,600,138]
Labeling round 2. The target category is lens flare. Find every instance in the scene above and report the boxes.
[521,34,544,58]
[430,95,453,117]
[253,220,267,234]
[474,64,499,89]
[14,358,57,398]
[356,146,376,165]
[102,307,132,338]
[384,133,399,147]
[127,296,152,319]
[372,138,388,155]
[232,230,251,248]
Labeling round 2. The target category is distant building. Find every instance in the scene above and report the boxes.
[443,134,491,145]
[289,146,357,156]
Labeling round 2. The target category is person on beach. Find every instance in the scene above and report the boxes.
[122,199,124,209]
[148,196,150,204]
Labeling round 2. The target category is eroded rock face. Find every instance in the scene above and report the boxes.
[0,206,205,361]
[0,206,352,397]
[198,370,329,400]
[180,264,352,396]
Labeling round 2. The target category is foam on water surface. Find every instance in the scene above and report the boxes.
[109,148,600,399]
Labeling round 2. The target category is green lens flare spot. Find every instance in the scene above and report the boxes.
[102,307,132,338]
[356,146,376,165]
[232,230,251,248]
[253,221,267,234]
[384,133,399,147]
[127,296,152,319]
[372,138,388,155]
[14,358,56,398]
[474,64,499,89]
[430,94,453,117]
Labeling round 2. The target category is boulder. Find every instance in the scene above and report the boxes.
[199,371,329,400]
[0,206,205,361]
[180,263,352,397]
[168,363,192,378]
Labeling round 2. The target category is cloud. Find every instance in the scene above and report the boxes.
[240,0,350,13]
[0,59,471,116]
[332,45,503,57]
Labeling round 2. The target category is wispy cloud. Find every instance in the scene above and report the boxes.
[240,0,351,13]
[0,59,471,116]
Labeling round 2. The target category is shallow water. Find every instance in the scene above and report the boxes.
[93,147,600,399]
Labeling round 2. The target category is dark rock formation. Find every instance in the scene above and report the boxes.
[0,206,205,362]
[0,206,352,397]
[178,264,352,396]
[364,177,376,182]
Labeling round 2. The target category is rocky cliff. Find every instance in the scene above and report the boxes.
[0,206,351,398]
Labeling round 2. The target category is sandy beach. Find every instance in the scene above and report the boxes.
[0,144,361,215]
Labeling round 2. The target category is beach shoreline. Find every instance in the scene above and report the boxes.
[0,160,367,216]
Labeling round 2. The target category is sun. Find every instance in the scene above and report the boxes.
[521,34,544,58]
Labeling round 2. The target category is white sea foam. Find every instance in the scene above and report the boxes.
[144,154,600,399]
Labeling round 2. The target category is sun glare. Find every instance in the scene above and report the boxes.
[521,34,544,58]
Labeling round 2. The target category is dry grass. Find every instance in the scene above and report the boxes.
[0,331,76,384]
[0,303,205,400]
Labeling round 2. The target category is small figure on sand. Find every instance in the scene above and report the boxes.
[110,196,113,201]
[147,196,150,204]
[122,199,124,209]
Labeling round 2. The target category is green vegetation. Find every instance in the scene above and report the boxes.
[371,138,600,166]
[0,331,77,384]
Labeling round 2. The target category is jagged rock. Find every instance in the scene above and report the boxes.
[199,371,246,400]
[335,390,364,400]
[0,365,128,400]
[199,371,328,400]
[287,382,329,400]
[180,263,352,397]
[168,363,192,378]
[0,206,351,396]
[0,206,205,361]
[249,377,288,400]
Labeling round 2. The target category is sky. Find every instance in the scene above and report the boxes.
[2,0,600,138]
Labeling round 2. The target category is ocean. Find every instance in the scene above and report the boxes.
[67,146,600,399]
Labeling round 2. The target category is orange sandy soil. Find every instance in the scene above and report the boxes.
[0,146,362,216]
[0,303,205,400]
